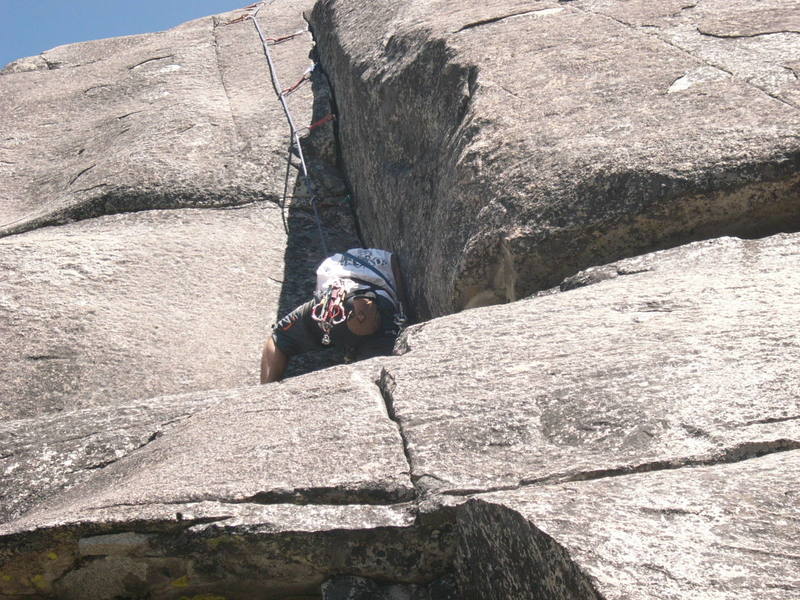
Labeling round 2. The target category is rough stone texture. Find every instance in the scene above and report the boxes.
[460,450,800,599]
[5,366,413,527]
[0,206,284,421]
[0,392,220,524]
[384,233,800,495]
[573,0,800,108]
[0,503,455,600]
[0,367,456,599]
[0,1,346,239]
[321,574,459,600]
[3,2,800,599]
[454,500,603,600]
[311,0,800,317]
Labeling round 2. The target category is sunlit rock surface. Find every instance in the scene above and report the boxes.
[2,1,799,599]
[311,0,800,317]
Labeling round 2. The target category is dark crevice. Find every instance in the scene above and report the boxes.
[84,430,162,471]
[24,354,73,361]
[740,415,800,427]
[698,28,800,40]
[443,439,800,496]
[393,321,428,355]
[559,264,654,292]
[454,10,548,33]
[672,3,697,17]
[117,110,147,120]
[232,485,415,506]
[41,55,59,71]
[377,368,419,498]
[128,55,175,70]
[88,488,414,510]
[67,164,96,187]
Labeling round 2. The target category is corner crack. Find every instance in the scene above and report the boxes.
[377,368,418,496]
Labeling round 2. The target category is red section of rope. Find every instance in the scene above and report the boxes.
[306,113,336,132]
[281,72,311,96]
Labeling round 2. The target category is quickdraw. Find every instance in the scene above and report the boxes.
[281,65,314,97]
[311,286,348,345]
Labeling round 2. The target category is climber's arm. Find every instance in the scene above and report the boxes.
[260,334,288,383]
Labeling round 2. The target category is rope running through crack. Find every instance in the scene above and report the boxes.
[249,3,332,256]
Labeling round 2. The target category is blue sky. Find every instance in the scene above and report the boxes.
[0,1,249,67]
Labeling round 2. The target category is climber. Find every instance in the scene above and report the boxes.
[260,248,409,383]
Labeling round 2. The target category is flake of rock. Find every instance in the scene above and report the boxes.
[3,366,414,533]
[0,501,455,600]
[311,0,800,317]
[458,450,800,599]
[0,367,447,600]
[384,233,800,494]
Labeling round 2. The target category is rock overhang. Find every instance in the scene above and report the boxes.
[310,0,800,318]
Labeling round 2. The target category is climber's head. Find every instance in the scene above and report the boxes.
[345,295,381,336]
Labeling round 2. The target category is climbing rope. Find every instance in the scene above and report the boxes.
[249,3,331,256]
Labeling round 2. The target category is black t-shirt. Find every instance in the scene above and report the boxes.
[273,292,399,358]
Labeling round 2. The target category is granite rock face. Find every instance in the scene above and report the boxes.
[0,0,344,239]
[3,1,800,599]
[0,369,458,599]
[385,233,800,496]
[460,450,800,600]
[0,206,286,422]
[4,231,798,599]
[311,0,800,317]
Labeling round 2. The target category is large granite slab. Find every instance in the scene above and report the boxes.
[382,232,800,495]
[457,449,800,599]
[2,366,414,531]
[311,0,800,316]
[0,368,441,599]
[0,0,328,238]
[0,205,285,421]
[573,0,800,108]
